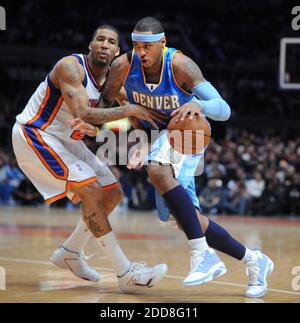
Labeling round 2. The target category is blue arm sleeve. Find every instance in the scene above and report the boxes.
[192,81,231,121]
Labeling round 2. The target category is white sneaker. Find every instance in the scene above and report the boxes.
[245,251,274,298]
[183,248,227,286]
[50,246,101,282]
[117,262,168,293]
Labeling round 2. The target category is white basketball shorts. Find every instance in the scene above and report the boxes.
[12,121,118,204]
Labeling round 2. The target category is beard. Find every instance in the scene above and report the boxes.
[91,52,108,67]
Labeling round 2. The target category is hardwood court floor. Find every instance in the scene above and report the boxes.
[0,206,299,303]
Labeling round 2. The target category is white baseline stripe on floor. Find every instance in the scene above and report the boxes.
[0,256,300,297]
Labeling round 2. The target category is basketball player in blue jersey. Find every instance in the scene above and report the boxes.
[12,25,168,293]
[94,17,274,298]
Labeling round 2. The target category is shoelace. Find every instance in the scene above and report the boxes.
[73,254,92,271]
[60,246,95,261]
[190,251,206,273]
[132,262,153,274]
[246,259,261,286]
[81,251,96,261]
[129,262,155,286]
[130,262,154,283]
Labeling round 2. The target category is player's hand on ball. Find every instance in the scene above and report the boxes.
[68,118,98,137]
[171,102,202,122]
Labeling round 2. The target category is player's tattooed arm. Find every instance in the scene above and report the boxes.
[53,56,166,127]
[172,52,206,92]
[52,56,90,112]
[172,53,231,121]
[53,56,131,124]
[97,54,130,108]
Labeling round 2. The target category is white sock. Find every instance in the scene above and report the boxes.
[188,237,209,253]
[242,247,257,263]
[97,231,131,276]
[62,217,92,253]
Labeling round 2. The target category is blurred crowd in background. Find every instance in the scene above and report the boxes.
[1,130,300,216]
[0,0,299,216]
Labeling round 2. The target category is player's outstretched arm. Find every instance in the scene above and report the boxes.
[51,57,166,127]
[172,53,231,121]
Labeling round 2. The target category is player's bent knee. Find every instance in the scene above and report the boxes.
[112,186,123,204]
[147,165,166,185]
[70,180,103,202]
[103,186,123,207]
[147,165,175,193]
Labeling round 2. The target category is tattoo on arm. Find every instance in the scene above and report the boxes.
[82,105,130,125]
[183,58,203,84]
[173,54,204,91]
[66,89,85,99]
[65,61,82,83]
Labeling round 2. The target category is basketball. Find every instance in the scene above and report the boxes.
[167,112,211,155]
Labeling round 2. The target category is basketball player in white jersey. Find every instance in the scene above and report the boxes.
[12,25,168,293]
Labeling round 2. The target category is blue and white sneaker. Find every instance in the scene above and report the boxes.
[245,251,274,298]
[183,248,227,286]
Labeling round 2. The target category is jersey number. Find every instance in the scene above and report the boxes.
[70,130,85,140]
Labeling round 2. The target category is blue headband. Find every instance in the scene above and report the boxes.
[131,32,165,42]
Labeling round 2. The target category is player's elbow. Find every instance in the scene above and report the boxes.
[218,99,231,121]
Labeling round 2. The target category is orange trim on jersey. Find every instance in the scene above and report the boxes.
[40,95,63,131]
[45,191,69,205]
[123,49,135,86]
[171,50,193,96]
[22,125,69,181]
[68,177,98,188]
[101,182,120,191]
[27,86,51,125]
[45,176,98,204]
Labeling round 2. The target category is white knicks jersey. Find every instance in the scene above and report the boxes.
[16,54,103,142]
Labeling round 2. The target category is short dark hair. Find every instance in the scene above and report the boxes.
[134,16,164,34]
[92,25,120,44]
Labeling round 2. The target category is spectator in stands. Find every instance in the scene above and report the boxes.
[286,174,300,215]
[2,157,25,204]
[198,178,223,215]
[128,179,155,211]
[259,179,286,215]
[0,157,9,205]
[12,176,42,206]
[221,180,250,215]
